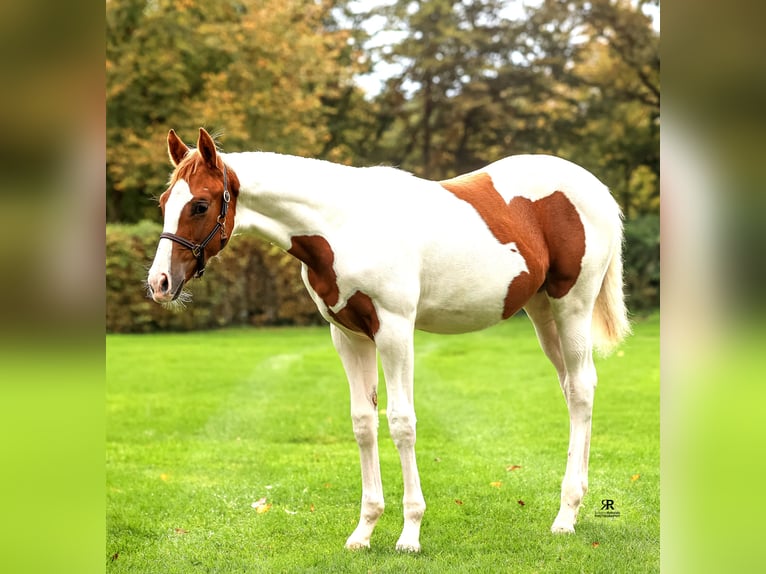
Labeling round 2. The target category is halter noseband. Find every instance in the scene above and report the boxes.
[159,164,231,278]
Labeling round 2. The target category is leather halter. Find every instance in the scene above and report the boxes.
[159,164,231,278]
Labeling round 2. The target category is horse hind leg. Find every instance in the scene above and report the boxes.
[547,287,600,534]
[331,325,385,550]
[524,293,566,393]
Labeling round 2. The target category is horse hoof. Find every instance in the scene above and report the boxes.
[345,539,370,551]
[395,540,421,553]
[550,522,576,534]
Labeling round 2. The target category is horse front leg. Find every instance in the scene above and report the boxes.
[375,312,425,552]
[330,325,384,549]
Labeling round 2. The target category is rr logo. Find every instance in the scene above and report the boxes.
[601,499,615,510]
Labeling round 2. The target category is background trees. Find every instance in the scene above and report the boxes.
[107,0,364,222]
[358,0,659,218]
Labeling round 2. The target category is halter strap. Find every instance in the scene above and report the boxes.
[159,164,231,278]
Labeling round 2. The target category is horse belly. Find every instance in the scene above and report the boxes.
[414,243,529,334]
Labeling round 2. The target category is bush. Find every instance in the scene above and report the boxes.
[623,214,660,312]
[106,221,323,332]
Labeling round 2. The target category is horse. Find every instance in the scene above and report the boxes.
[147,127,630,552]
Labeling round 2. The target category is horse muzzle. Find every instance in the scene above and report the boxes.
[147,271,186,303]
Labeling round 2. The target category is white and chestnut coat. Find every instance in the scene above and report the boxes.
[148,128,629,553]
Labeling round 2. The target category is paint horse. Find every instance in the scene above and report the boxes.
[147,128,630,552]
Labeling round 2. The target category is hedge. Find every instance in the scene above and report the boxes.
[106,217,659,332]
[106,221,323,333]
[623,214,660,312]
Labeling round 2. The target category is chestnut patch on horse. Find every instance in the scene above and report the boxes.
[288,235,340,307]
[329,291,381,341]
[531,191,586,299]
[440,172,585,314]
[288,235,380,339]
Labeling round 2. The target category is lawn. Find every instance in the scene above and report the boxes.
[106,314,659,573]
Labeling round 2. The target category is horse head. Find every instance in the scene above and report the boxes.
[147,128,239,302]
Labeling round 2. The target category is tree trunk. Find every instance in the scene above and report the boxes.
[422,73,432,179]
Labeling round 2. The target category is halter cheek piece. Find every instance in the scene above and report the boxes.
[159,164,231,278]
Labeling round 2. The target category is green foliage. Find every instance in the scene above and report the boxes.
[106,222,322,332]
[106,315,659,572]
[361,0,659,218]
[623,214,660,311]
[106,0,365,223]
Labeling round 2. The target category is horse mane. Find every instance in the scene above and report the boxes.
[168,151,200,186]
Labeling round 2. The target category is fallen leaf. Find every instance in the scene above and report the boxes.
[434,457,442,463]
[251,497,272,514]
[159,473,169,482]
[455,499,464,505]
[490,481,503,488]
[324,482,332,489]
[592,541,600,548]
[631,474,640,482]
[174,528,188,535]
[517,500,525,506]
[506,465,522,472]
[310,504,316,512]
[110,553,119,562]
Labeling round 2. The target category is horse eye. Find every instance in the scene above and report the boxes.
[191,203,208,215]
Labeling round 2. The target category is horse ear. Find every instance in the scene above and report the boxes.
[167,129,189,167]
[197,128,218,168]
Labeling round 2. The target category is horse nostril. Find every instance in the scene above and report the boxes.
[159,273,169,293]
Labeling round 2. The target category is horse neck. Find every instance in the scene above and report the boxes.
[224,152,354,249]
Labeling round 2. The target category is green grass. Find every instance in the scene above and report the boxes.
[107,314,659,573]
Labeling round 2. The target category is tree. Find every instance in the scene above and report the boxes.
[363,0,524,178]
[363,0,659,217]
[516,0,660,217]
[577,0,660,218]
[106,0,366,222]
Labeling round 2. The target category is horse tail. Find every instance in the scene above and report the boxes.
[592,214,631,355]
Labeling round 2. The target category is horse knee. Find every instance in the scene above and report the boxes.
[351,412,378,446]
[388,411,417,447]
